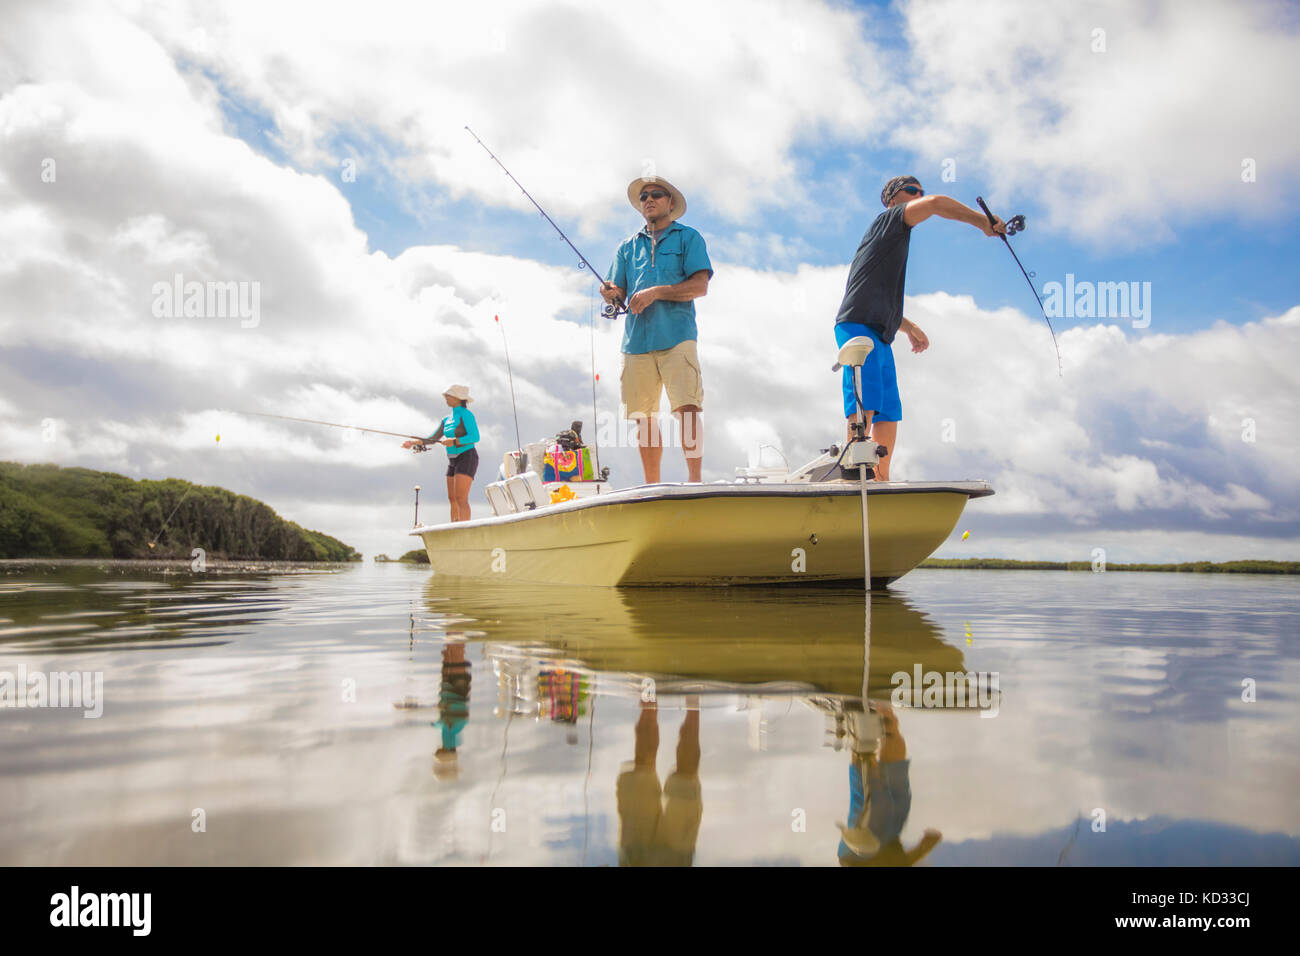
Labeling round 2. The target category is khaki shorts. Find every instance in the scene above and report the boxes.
[616,765,703,867]
[620,340,704,416]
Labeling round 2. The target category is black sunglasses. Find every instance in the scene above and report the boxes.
[898,184,923,196]
[639,190,670,201]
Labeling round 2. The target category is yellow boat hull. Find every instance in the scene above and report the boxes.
[411,481,992,588]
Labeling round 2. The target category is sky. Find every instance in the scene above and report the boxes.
[1,0,1298,563]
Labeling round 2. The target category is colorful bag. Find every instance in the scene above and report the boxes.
[542,444,593,481]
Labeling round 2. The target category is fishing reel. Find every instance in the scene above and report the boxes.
[409,442,430,454]
[1005,214,1026,236]
[600,300,627,319]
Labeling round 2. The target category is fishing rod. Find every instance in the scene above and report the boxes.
[233,410,435,451]
[464,125,625,317]
[494,314,523,455]
[976,196,1063,377]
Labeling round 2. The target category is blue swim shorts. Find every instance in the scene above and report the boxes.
[835,322,901,422]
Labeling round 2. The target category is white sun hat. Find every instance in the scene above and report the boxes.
[626,176,687,222]
[442,384,473,403]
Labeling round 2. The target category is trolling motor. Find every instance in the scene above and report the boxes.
[832,336,882,590]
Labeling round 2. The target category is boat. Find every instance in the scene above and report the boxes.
[410,338,993,588]
[410,449,991,588]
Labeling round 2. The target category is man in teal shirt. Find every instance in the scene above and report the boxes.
[601,175,713,484]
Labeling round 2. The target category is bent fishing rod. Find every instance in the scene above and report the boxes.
[976,196,1063,377]
[464,125,625,317]
[232,410,437,452]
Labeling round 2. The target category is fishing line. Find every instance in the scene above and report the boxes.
[1056,812,1083,866]
[148,485,195,550]
[588,281,602,480]
[231,409,429,443]
[464,126,625,317]
[483,705,515,864]
[975,197,1063,377]
[148,428,223,549]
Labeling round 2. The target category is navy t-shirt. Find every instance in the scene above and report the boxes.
[833,205,913,344]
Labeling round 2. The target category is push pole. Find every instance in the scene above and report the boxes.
[854,362,871,591]
[859,358,872,719]
[413,485,421,528]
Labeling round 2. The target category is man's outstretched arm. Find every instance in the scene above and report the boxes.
[903,195,1006,235]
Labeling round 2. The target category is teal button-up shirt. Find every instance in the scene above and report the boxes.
[606,220,713,354]
[427,406,479,457]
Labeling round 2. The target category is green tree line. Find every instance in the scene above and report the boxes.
[0,462,360,561]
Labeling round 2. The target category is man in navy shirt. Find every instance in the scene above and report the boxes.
[834,176,1006,480]
[602,176,713,484]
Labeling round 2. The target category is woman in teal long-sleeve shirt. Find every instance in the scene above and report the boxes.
[403,384,480,522]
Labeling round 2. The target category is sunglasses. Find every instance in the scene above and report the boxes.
[897,184,923,196]
[639,190,670,201]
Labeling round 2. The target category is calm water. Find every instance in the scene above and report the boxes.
[2,561,1298,866]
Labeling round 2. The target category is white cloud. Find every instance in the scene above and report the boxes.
[123,0,897,229]
[894,0,1300,243]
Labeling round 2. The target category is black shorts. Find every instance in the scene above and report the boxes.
[446,448,479,479]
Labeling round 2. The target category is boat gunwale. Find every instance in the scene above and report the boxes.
[410,479,994,536]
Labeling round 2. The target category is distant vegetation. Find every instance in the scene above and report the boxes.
[398,549,429,564]
[0,462,360,561]
[920,558,1299,574]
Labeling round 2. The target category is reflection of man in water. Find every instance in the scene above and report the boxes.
[432,643,471,780]
[617,696,702,866]
[838,700,942,866]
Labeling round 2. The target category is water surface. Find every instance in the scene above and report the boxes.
[2,561,1297,866]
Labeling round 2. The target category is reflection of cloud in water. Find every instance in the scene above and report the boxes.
[929,816,1300,867]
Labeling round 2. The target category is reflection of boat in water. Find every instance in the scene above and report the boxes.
[426,579,971,701]
[412,479,992,589]
[416,579,993,867]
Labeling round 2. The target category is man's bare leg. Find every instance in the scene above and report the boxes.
[677,406,702,483]
[869,420,897,481]
[677,695,701,774]
[636,414,663,484]
[635,698,659,770]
